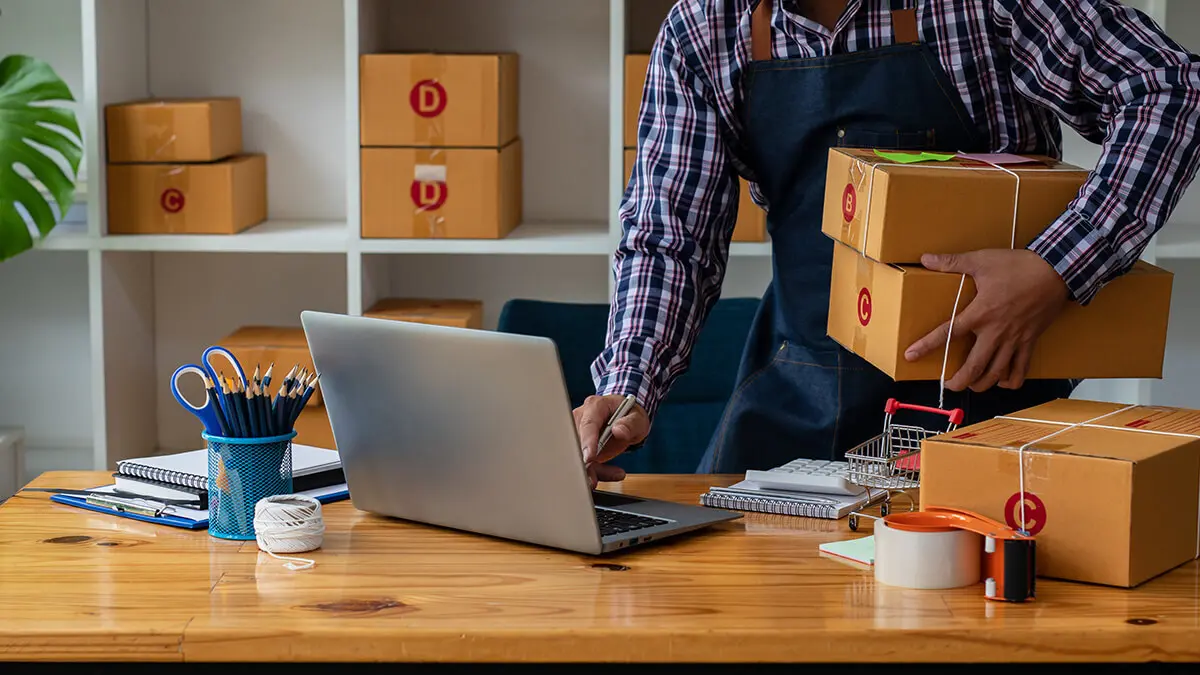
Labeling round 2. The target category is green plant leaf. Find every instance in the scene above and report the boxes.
[0,55,83,262]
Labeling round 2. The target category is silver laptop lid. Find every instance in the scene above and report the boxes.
[301,310,604,554]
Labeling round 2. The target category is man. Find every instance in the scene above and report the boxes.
[575,0,1200,484]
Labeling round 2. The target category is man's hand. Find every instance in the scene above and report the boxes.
[904,249,1070,392]
[573,394,650,488]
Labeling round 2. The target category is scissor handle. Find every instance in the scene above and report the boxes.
[202,345,247,386]
[171,364,222,434]
[884,398,965,425]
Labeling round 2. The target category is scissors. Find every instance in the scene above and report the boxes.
[170,346,248,436]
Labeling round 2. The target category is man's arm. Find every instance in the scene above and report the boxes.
[1002,0,1200,303]
[907,0,1200,391]
[589,18,740,421]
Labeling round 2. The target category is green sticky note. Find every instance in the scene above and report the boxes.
[873,150,957,164]
[818,536,875,566]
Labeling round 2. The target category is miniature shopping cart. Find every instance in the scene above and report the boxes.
[845,398,964,531]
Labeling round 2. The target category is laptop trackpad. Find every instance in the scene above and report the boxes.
[592,491,645,508]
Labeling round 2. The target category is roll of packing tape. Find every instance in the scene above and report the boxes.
[874,519,982,590]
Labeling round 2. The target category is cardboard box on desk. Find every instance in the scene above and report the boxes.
[623,149,766,243]
[920,399,1200,588]
[827,240,1172,380]
[221,326,322,407]
[365,298,483,329]
[821,148,1089,263]
[361,142,522,239]
[106,155,267,235]
[360,53,518,148]
[105,98,242,163]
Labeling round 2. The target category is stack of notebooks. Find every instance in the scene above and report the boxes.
[50,444,349,529]
[699,478,879,520]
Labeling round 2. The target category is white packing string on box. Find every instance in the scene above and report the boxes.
[995,406,1200,559]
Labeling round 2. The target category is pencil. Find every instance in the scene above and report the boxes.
[228,375,251,439]
[256,381,273,436]
[204,375,231,436]
[288,373,319,426]
[245,382,261,437]
[262,362,275,390]
[219,375,243,437]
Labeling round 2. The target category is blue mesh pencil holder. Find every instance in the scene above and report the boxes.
[203,431,296,540]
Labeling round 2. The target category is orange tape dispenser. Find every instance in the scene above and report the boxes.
[874,507,1036,602]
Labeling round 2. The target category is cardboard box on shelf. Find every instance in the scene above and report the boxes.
[826,240,1172,381]
[105,98,242,164]
[365,298,484,329]
[624,54,650,148]
[361,140,522,239]
[623,149,766,243]
[106,154,267,235]
[920,399,1200,588]
[220,326,321,407]
[294,406,335,450]
[821,148,1089,263]
[360,53,519,148]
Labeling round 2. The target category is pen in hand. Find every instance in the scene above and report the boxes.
[597,394,637,457]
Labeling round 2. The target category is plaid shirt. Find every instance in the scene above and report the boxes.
[592,0,1200,419]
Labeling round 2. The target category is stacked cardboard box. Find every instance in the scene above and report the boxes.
[821,147,1172,381]
[360,53,522,239]
[624,55,766,243]
[365,298,484,329]
[221,326,334,449]
[105,98,267,234]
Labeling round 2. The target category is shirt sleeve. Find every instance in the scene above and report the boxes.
[996,0,1200,304]
[589,20,740,420]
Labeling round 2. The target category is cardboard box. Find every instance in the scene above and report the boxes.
[105,98,242,163]
[221,326,321,407]
[365,298,484,329]
[294,406,335,450]
[106,154,267,235]
[822,148,1089,263]
[827,240,1172,380]
[624,54,650,148]
[361,141,522,239]
[920,399,1200,587]
[624,149,765,243]
[360,53,519,148]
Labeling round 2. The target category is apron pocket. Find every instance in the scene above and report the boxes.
[838,126,936,151]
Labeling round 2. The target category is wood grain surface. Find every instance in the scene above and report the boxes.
[0,471,1197,662]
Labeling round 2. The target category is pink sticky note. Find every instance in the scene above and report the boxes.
[956,152,1040,165]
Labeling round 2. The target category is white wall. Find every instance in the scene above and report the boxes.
[0,1,89,479]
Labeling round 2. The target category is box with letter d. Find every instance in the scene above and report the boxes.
[360,53,522,239]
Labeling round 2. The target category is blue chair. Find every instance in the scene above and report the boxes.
[496,298,760,473]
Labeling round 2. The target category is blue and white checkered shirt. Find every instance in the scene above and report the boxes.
[592,0,1200,419]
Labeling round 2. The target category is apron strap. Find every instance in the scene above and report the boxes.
[751,0,773,61]
[890,0,920,44]
[752,1,920,61]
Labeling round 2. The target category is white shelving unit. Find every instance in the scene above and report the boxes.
[2,0,1196,477]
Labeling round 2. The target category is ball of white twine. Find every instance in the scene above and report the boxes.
[253,494,325,570]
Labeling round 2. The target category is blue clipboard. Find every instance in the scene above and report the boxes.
[49,488,351,531]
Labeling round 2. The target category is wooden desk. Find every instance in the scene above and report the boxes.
[1,471,1198,663]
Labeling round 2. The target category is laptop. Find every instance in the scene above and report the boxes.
[301,310,740,554]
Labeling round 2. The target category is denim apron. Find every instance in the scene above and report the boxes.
[698,0,1073,473]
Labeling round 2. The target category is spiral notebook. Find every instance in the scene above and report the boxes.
[115,445,341,490]
[699,480,877,519]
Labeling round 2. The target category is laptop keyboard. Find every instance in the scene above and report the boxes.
[595,506,670,537]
